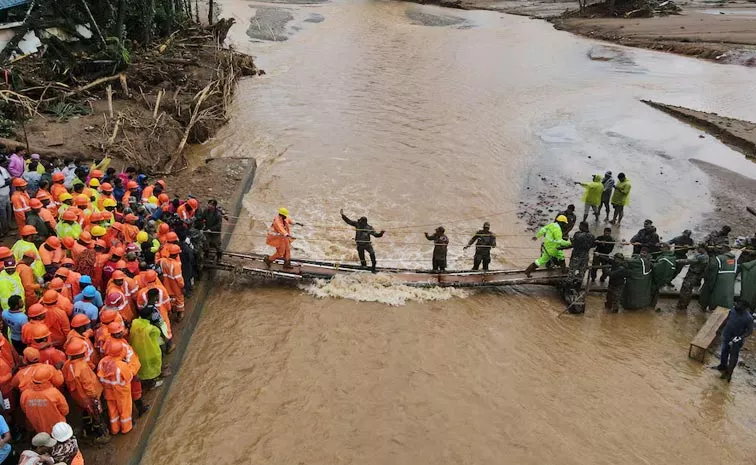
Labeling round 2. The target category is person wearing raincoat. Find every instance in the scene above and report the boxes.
[576,174,603,222]
[11,226,45,279]
[129,305,163,387]
[524,215,571,277]
[699,247,737,311]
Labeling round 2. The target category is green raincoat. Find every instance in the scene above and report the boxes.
[611,178,631,206]
[622,256,654,309]
[699,252,737,309]
[652,251,677,289]
[129,318,163,381]
[740,260,756,310]
[535,222,571,267]
[581,175,603,207]
[10,240,45,279]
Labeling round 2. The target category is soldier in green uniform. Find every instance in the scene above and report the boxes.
[676,244,709,310]
[699,246,737,311]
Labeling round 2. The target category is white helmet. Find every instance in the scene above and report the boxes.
[51,422,73,442]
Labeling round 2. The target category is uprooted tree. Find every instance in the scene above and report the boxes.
[0,0,257,173]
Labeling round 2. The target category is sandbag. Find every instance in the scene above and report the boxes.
[622,256,654,309]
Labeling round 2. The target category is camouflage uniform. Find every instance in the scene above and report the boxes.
[676,252,709,309]
[605,258,630,312]
[568,230,595,282]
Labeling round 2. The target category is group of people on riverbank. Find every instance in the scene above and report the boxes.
[0,145,226,464]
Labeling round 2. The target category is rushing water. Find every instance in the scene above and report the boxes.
[142,1,756,464]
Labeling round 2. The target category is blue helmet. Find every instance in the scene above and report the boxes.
[79,275,92,285]
[82,285,97,298]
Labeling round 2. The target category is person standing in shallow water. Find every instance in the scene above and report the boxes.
[340,209,385,273]
[714,299,754,382]
[425,227,449,272]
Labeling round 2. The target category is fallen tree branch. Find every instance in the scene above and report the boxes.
[41,73,123,103]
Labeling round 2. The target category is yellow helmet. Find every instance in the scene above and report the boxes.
[277,207,289,217]
[556,215,568,224]
[136,231,149,244]
[90,226,107,237]
[102,198,117,208]
[89,178,100,187]
[148,196,158,205]
[59,193,73,202]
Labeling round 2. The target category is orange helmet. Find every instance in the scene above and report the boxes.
[94,239,107,249]
[20,225,37,236]
[106,339,123,358]
[115,260,127,270]
[90,212,103,222]
[127,181,138,190]
[111,247,125,258]
[158,223,170,234]
[30,322,51,339]
[110,222,123,232]
[91,169,103,178]
[0,247,11,260]
[112,270,126,280]
[52,172,65,182]
[27,304,47,318]
[54,267,70,278]
[45,236,61,248]
[158,193,169,204]
[99,309,117,325]
[107,321,125,335]
[100,182,113,192]
[168,244,181,256]
[78,231,92,244]
[101,211,112,220]
[36,191,51,201]
[145,270,158,283]
[23,347,40,363]
[166,232,178,242]
[156,180,166,189]
[124,214,138,224]
[49,277,65,290]
[29,198,42,209]
[61,237,75,250]
[41,290,58,305]
[61,210,77,221]
[65,338,87,356]
[32,364,53,384]
[70,313,90,328]
[187,198,199,209]
[12,178,27,187]
[75,195,89,207]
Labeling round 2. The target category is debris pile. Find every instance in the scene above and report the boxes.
[566,0,681,19]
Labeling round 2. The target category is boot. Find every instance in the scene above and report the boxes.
[720,369,733,382]
[524,262,537,278]
[263,256,272,267]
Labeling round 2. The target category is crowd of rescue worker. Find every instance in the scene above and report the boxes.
[0,145,226,464]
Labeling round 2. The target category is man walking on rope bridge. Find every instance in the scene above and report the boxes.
[264,207,303,269]
[464,222,497,271]
[524,215,571,277]
[340,209,385,273]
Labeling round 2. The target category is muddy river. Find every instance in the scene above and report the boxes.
[142,1,756,464]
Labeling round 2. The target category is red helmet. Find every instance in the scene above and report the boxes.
[156,180,166,189]
[158,194,169,204]
[111,247,125,258]
[124,214,138,224]
[105,292,124,307]
[75,194,89,207]
[65,338,87,356]
[115,260,127,269]
[41,290,58,305]
[70,313,91,328]
[32,364,53,383]
[90,212,104,222]
[27,304,47,318]
[20,225,37,236]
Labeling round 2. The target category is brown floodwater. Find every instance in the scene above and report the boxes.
[142,1,756,464]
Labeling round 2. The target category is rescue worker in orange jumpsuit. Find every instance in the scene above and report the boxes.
[122,215,140,244]
[20,364,69,434]
[107,322,148,416]
[40,292,71,348]
[107,269,138,317]
[65,314,97,369]
[63,338,107,441]
[70,231,92,263]
[136,271,172,340]
[11,177,31,229]
[18,251,41,306]
[28,323,66,368]
[177,198,199,224]
[31,198,57,231]
[97,339,134,435]
[96,183,115,212]
[92,238,109,290]
[12,347,64,392]
[157,223,170,244]
[95,309,123,357]
[104,285,134,324]
[40,237,65,276]
[21,306,50,346]
[51,172,68,205]
[122,181,139,206]
[0,336,19,411]
[264,207,301,269]
[159,244,185,321]
[48,277,73,315]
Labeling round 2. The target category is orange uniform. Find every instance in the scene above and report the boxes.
[20,379,69,433]
[0,358,13,402]
[40,245,65,269]
[96,193,114,212]
[104,286,135,323]
[54,293,73,317]
[140,185,154,203]
[22,321,49,346]
[64,330,98,369]
[38,346,66,367]
[51,183,68,204]
[159,256,185,313]
[97,351,134,435]
[266,215,294,262]
[136,281,172,339]
[176,204,195,222]
[63,357,103,414]
[66,271,82,299]
[17,262,40,306]
[11,190,31,228]
[93,252,110,290]
[44,306,71,348]
[122,224,139,244]
[107,276,139,313]
[12,364,64,392]
[38,207,57,229]
[0,337,19,371]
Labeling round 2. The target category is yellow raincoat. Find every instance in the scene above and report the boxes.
[129,318,162,380]
[10,240,45,279]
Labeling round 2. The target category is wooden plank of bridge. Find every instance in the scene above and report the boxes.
[688,306,730,363]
